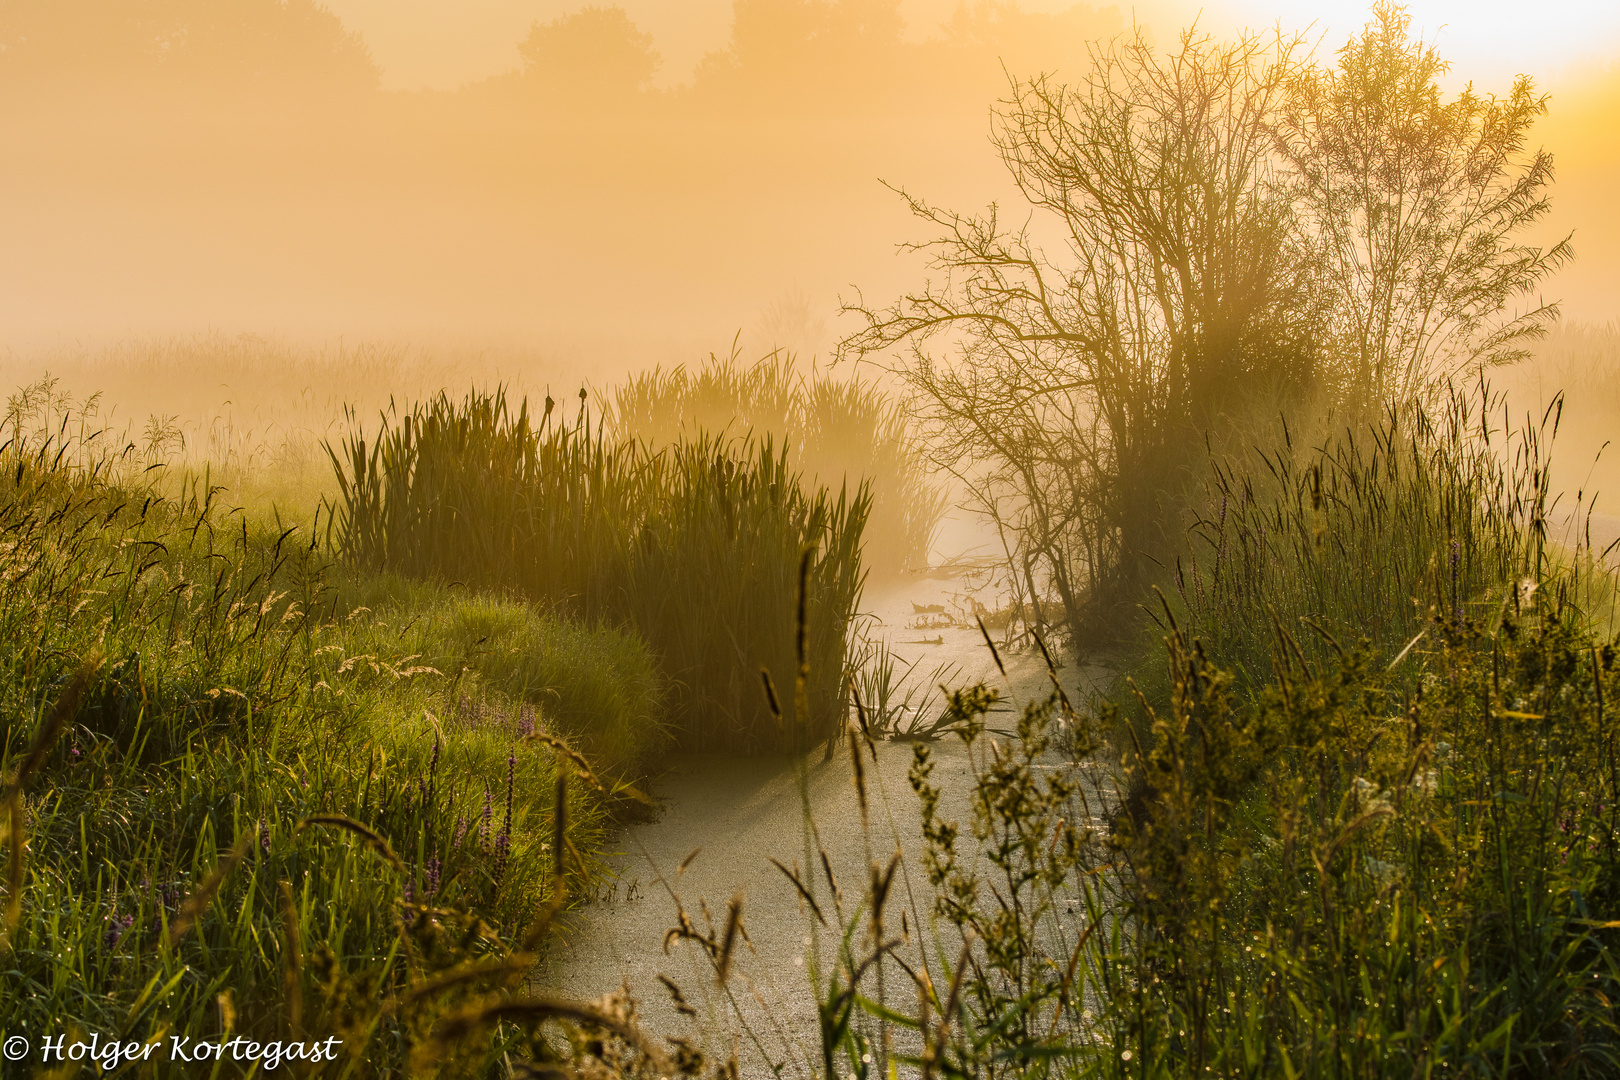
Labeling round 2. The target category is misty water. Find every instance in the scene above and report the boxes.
[537,540,1116,1072]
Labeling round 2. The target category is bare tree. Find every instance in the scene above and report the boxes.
[841,26,1323,637]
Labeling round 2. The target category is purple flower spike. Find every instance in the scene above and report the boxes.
[103,912,135,949]
[503,754,516,841]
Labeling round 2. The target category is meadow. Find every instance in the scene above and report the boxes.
[0,346,948,1073]
[0,318,1614,1076]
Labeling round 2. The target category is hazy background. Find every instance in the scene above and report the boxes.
[2,0,1615,376]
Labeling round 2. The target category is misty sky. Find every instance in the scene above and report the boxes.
[328,0,1620,93]
[326,1,1090,90]
[2,1,1615,362]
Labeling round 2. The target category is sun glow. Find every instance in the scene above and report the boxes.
[1203,0,1620,89]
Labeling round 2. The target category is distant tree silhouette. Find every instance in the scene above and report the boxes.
[694,0,902,102]
[0,0,378,98]
[517,6,659,102]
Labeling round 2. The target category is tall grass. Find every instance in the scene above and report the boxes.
[327,386,871,752]
[0,380,658,1075]
[1140,381,1561,697]
[15,360,1613,1076]
[1082,596,1620,1077]
[622,433,868,749]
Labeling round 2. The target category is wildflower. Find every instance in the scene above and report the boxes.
[480,784,493,849]
[503,753,516,841]
[103,912,135,948]
[494,831,510,879]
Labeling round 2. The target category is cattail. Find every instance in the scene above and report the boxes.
[552,768,568,880]
[716,894,744,985]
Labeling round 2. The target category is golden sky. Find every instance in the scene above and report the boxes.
[1,1,1615,363]
[1209,0,1619,84]
[301,1,1620,334]
[325,0,1620,93]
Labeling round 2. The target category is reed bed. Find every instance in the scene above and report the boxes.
[1500,321,1620,520]
[609,349,948,577]
[327,386,871,753]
